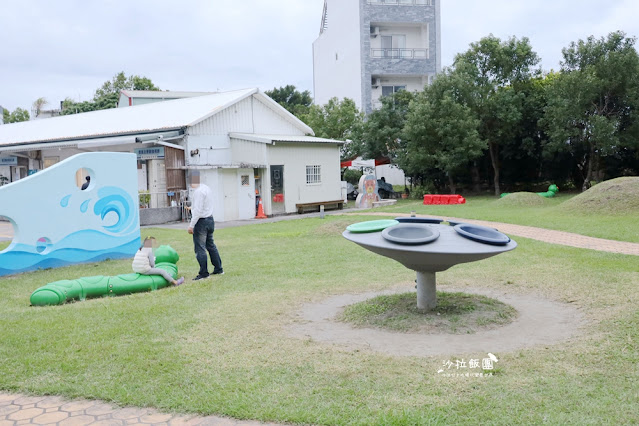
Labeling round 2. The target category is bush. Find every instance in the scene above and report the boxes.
[342,169,363,185]
[410,183,436,199]
[139,190,150,208]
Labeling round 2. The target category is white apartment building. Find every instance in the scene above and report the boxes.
[313,0,441,114]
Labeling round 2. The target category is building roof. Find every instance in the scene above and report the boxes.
[0,88,315,148]
[119,90,216,99]
[230,133,344,145]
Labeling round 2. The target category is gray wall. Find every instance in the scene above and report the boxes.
[139,207,182,226]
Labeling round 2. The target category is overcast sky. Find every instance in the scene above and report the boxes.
[1,0,638,112]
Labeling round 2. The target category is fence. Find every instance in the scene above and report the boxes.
[139,190,192,222]
[139,191,180,209]
[368,0,433,5]
[371,48,429,59]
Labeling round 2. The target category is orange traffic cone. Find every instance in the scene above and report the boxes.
[256,199,267,219]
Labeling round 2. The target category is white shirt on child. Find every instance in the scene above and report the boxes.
[132,247,154,273]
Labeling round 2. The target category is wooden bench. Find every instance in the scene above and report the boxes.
[296,200,344,214]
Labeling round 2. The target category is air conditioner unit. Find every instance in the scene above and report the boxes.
[372,78,381,88]
[371,26,380,38]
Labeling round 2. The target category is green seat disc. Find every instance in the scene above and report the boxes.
[346,219,399,233]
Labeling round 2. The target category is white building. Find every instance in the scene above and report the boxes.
[0,89,344,222]
[313,0,441,114]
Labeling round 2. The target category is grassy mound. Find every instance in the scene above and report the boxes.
[560,177,639,215]
[338,292,517,334]
[496,192,551,207]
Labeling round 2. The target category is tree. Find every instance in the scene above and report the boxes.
[543,31,639,191]
[499,73,554,187]
[264,85,313,118]
[301,97,364,159]
[2,107,30,123]
[32,97,48,117]
[62,72,161,115]
[355,90,414,162]
[60,98,99,115]
[93,72,160,100]
[402,71,484,193]
[454,35,541,195]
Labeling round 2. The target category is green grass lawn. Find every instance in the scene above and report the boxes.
[372,194,639,243]
[0,216,638,424]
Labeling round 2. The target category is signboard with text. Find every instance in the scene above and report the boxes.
[0,156,18,166]
[134,147,165,161]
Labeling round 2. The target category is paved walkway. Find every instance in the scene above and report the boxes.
[2,210,638,425]
[0,393,279,425]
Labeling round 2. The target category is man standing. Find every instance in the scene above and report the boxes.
[188,171,223,280]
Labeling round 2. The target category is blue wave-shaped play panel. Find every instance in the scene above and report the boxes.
[0,238,141,276]
[0,152,141,277]
[93,187,138,234]
[41,229,140,252]
[1,228,139,256]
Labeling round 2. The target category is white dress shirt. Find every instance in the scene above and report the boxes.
[189,184,215,228]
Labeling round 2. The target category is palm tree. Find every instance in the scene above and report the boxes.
[32,97,48,117]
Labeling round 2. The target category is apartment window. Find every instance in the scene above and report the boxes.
[381,86,406,97]
[380,35,406,58]
[306,165,321,185]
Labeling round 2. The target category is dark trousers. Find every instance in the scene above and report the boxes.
[193,216,223,276]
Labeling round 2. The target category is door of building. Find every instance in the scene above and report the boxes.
[148,160,167,208]
[11,166,26,182]
[137,162,148,191]
[270,165,285,215]
[237,169,255,220]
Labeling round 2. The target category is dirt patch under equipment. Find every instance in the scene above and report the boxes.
[288,286,585,357]
[337,291,518,334]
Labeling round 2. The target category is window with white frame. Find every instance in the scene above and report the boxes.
[306,165,321,185]
[381,85,406,97]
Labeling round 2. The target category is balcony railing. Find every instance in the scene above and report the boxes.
[368,0,433,5]
[371,48,429,59]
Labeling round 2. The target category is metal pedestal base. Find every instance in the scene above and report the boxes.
[416,271,437,310]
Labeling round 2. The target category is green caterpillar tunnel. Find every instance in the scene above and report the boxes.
[30,245,180,306]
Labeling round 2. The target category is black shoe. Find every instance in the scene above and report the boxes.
[213,270,224,275]
[193,274,210,281]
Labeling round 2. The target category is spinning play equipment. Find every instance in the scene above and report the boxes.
[30,245,179,306]
[343,218,517,310]
[500,184,559,199]
[0,153,141,276]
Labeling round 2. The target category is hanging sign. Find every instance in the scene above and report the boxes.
[134,147,165,160]
[0,156,18,165]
